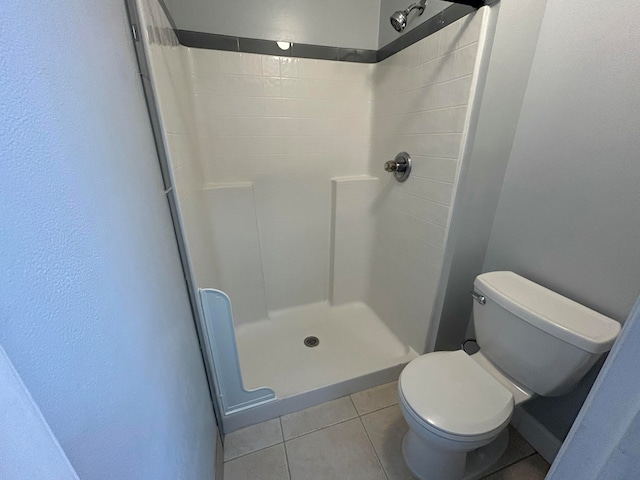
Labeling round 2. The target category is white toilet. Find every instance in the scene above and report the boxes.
[398,271,621,480]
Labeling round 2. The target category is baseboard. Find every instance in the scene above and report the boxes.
[510,406,563,465]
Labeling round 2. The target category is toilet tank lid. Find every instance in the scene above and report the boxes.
[475,271,621,354]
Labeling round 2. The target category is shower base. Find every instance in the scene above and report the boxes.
[224,301,418,432]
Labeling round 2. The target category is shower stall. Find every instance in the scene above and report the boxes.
[132,0,495,431]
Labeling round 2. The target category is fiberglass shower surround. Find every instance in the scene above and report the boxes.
[136,0,490,431]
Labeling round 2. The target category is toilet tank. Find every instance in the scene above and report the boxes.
[473,271,620,397]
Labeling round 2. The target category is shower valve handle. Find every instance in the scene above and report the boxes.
[384,160,400,172]
[385,152,412,182]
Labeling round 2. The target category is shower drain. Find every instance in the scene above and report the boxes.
[304,336,320,348]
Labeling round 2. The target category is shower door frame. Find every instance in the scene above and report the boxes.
[123,0,226,434]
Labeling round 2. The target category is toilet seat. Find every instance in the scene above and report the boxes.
[399,350,514,442]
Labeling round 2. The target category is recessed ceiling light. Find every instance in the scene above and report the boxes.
[276,41,292,50]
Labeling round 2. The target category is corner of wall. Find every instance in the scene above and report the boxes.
[429,0,549,352]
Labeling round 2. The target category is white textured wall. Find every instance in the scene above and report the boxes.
[482,0,640,442]
[189,48,374,320]
[368,10,484,352]
[164,0,381,50]
[0,0,216,478]
[0,345,79,479]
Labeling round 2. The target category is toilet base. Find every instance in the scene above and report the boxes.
[402,428,509,480]
[461,428,509,480]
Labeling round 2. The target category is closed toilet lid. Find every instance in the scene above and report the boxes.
[399,350,514,438]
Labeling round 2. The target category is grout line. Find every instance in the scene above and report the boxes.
[282,414,359,443]
[384,205,447,230]
[356,402,400,419]
[375,73,473,99]
[395,189,452,207]
[347,394,360,416]
[280,417,293,480]
[223,440,284,463]
[482,451,539,478]
[410,174,456,185]
[408,175,455,186]
[378,104,468,117]
[358,415,389,480]
[277,414,285,440]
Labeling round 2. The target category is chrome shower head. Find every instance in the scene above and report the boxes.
[390,1,426,32]
[390,10,408,32]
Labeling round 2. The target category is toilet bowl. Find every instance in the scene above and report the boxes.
[398,350,515,480]
[398,271,621,480]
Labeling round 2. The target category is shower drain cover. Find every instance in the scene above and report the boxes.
[304,336,320,348]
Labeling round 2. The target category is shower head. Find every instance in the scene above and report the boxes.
[390,10,408,32]
[390,1,426,32]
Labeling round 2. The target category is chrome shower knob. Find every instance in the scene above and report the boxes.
[385,152,412,182]
[384,160,399,172]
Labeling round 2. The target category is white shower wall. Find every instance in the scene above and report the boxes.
[139,0,216,291]
[367,10,484,352]
[142,0,486,353]
[187,49,375,323]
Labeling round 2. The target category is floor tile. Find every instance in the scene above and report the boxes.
[484,454,550,480]
[361,405,415,480]
[351,381,399,415]
[224,444,290,480]
[285,418,386,480]
[483,426,536,476]
[281,396,358,440]
[224,418,283,461]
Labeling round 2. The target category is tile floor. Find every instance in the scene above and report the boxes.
[223,381,551,480]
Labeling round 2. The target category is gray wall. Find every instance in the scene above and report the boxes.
[482,0,640,439]
[378,0,452,48]
[548,295,640,479]
[430,0,549,351]
[483,0,640,323]
[0,0,217,478]
[164,0,381,49]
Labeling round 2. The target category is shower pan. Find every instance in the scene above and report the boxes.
[133,0,495,432]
